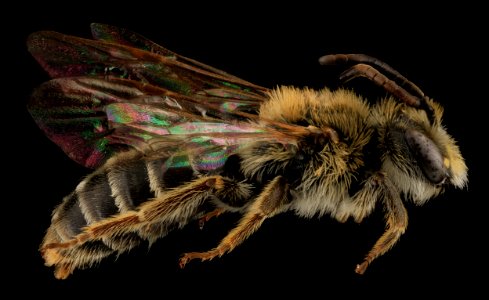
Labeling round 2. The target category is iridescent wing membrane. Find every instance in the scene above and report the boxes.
[27,23,283,169]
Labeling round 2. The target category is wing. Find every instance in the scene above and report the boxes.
[90,23,253,86]
[27,24,273,168]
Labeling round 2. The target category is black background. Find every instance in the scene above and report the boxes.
[6,2,486,298]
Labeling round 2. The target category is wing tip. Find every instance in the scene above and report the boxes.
[26,31,46,51]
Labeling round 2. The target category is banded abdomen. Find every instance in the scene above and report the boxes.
[41,150,200,275]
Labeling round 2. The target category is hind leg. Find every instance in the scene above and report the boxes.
[42,176,243,279]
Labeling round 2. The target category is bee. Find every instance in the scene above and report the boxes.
[28,23,468,279]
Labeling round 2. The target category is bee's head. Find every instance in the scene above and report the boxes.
[373,98,468,205]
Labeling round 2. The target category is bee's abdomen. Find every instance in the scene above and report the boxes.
[78,159,153,223]
[47,151,194,249]
[41,150,202,277]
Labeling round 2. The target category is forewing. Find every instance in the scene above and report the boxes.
[90,23,248,83]
[27,25,273,168]
[27,27,267,108]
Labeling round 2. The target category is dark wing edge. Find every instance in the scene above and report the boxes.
[89,23,251,84]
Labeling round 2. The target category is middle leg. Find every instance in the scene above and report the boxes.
[179,176,291,267]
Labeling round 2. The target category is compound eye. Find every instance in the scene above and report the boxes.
[405,128,449,184]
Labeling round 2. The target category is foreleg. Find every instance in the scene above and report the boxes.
[355,175,408,274]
